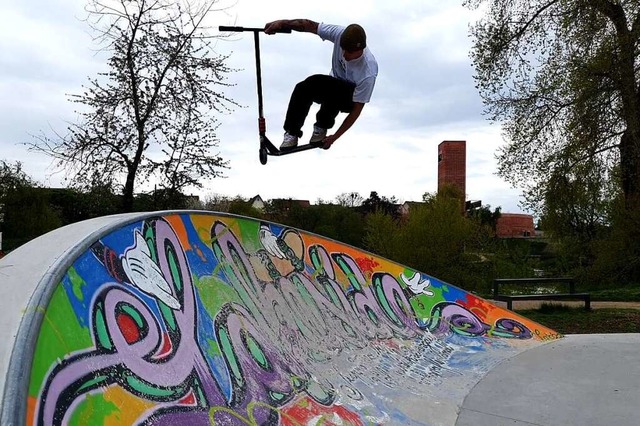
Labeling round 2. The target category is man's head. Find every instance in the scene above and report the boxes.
[340,24,366,60]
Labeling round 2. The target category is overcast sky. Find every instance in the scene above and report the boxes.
[0,0,529,213]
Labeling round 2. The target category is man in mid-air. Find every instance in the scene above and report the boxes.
[264,19,378,150]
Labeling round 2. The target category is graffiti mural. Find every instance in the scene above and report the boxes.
[27,213,558,425]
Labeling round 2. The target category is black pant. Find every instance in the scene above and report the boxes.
[284,74,355,137]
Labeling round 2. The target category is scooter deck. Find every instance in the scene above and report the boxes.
[271,143,323,155]
[259,134,322,164]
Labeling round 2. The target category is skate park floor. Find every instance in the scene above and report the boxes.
[456,333,640,426]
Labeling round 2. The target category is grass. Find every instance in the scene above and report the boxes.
[590,286,640,302]
[516,303,640,334]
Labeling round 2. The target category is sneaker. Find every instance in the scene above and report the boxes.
[280,132,298,149]
[309,125,327,144]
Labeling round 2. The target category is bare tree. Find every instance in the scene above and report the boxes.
[335,192,364,207]
[32,0,235,211]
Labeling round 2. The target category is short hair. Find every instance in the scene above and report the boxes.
[340,24,366,52]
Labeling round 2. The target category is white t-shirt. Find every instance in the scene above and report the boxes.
[317,23,378,103]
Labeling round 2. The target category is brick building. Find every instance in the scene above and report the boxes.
[437,140,466,197]
[437,140,536,238]
[495,213,535,238]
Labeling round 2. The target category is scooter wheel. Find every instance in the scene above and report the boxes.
[259,148,268,165]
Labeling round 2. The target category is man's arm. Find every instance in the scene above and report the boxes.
[323,102,365,149]
[265,19,318,34]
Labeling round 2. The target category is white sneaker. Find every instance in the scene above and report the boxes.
[280,132,298,149]
[309,125,327,144]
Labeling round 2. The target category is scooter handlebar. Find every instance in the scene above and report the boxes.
[218,26,291,34]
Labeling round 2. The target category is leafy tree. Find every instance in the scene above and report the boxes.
[263,199,301,225]
[0,160,33,200]
[0,161,62,251]
[363,187,542,294]
[363,210,400,258]
[133,187,194,211]
[202,193,239,212]
[79,181,123,218]
[263,199,312,229]
[253,199,366,247]
[406,190,473,278]
[588,200,640,287]
[467,204,501,231]
[295,203,365,247]
[465,202,502,263]
[2,190,63,250]
[359,191,399,217]
[364,189,473,283]
[64,171,123,217]
[465,0,640,211]
[31,0,235,211]
[539,159,614,241]
[0,160,33,243]
[228,198,263,219]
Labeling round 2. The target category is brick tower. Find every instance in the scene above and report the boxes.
[437,140,466,198]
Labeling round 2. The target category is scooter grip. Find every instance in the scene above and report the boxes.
[218,26,245,32]
[218,26,291,33]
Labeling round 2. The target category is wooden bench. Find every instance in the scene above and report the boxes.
[493,277,591,311]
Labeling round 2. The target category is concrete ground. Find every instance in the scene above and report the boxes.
[456,334,640,426]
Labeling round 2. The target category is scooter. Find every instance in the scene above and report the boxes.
[219,26,323,165]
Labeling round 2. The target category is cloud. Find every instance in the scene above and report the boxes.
[0,0,531,214]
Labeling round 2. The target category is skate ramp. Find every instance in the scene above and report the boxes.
[0,211,559,425]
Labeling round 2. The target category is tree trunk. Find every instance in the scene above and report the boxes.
[122,169,136,212]
[122,126,147,212]
[620,129,640,210]
[590,2,640,209]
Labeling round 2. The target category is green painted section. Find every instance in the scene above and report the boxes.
[159,302,178,332]
[409,295,431,321]
[218,328,243,388]
[143,223,158,264]
[120,303,145,330]
[237,218,262,252]
[244,332,268,370]
[400,269,448,321]
[78,374,109,392]
[67,393,119,426]
[206,337,222,358]
[94,301,113,351]
[200,270,233,376]
[124,374,176,397]
[69,267,86,303]
[29,282,93,396]
[194,275,241,314]
[167,245,183,293]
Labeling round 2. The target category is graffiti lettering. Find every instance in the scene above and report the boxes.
[32,215,542,425]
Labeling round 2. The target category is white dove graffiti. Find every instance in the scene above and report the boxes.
[401,272,435,296]
[121,231,181,309]
[259,225,286,259]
